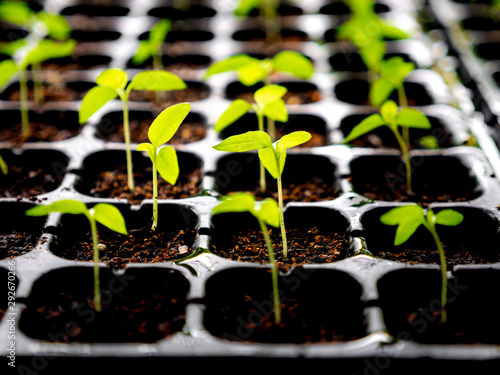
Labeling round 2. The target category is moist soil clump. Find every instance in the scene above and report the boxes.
[51,223,196,269]
[0,121,81,144]
[0,164,65,199]
[0,230,41,259]
[211,227,349,270]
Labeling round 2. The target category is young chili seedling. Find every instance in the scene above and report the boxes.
[380,205,464,323]
[25,199,128,312]
[205,50,313,140]
[79,68,186,191]
[132,19,171,71]
[212,192,282,323]
[137,102,191,231]
[213,129,311,258]
[234,0,281,43]
[215,84,288,193]
[343,99,430,194]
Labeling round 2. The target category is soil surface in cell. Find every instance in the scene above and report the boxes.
[88,165,202,204]
[5,84,88,102]
[51,223,196,269]
[128,83,210,106]
[0,121,81,144]
[98,116,206,145]
[0,163,65,199]
[211,227,349,270]
[0,230,41,259]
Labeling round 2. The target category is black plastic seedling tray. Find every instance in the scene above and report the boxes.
[1,0,500,373]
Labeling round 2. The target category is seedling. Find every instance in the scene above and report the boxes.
[213,129,312,258]
[25,199,128,312]
[380,205,464,323]
[234,0,281,43]
[79,68,186,191]
[344,100,430,194]
[215,84,288,192]
[132,19,171,71]
[0,154,7,175]
[205,51,313,142]
[137,102,191,231]
[0,39,76,138]
[212,192,282,323]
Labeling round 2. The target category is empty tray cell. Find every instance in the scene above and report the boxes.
[19,267,190,343]
[225,81,321,104]
[0,109,82,144]
[213,153,340,202]
[474,41,500,61]
[61,4,130,17]
[48,202,198,267]
[320,1,390,15]
[360,206,500,265]
[334,79,434,106]
[349,154,481,204]
[42,54,112,71]
[148,4,217,19]
[75,149,203,203]
[210,205,351,265]
[203,267,366,343]
[0,201,46,259]
[0,148,68,198]
[340,113,459,149]
[232,28,309,42]
[378,268,500,344]
[218,113,328,147]
[127,53,211,71]
[71,29,121,42]
[96,109,207,145]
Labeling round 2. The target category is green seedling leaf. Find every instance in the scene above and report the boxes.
[96,68,128,91]
[0,1,33,26]
[370,77,394,108]
[380,22,409,40]
[128,70,186,92]
[343,114,384,143]
[148,102,191,149]
[37,11,72,40]
[21,39,76,69]
[276,131,312,153]
[204,54,258,78]
[258,198,280,227]
[156,145,179,185]
[213,130,272,152]
[132,19,170,66]
[212,192,256,215]
[258,146,279,178]
[418,135,439,149]
[234,0,261,16]
[214,99,252,132]
[25,199,89,217]
[0,59,17,89]
[359,39,385,72]
[272,50,314,80]
[91,203,127,235]
[380,205,425,246]
[132,41,153,66]
[380,57,414,84]
[262,98,288,122]
[434,209,464,226]
[0,38,27,56]
[79,85,118,124]
[396,107,431,129]
[254,84,287,106]
[380,100,399,124]
[137,142,155,161]
[237,61,269,86]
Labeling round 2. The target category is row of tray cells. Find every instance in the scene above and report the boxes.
[0,144,487,203]
[2,199,499,264]
[2,264,500,345]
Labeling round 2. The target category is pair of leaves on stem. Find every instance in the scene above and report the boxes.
[137,102,191,185]
[214,129,311,179]
[212,192,279,228]
[205,50,314,87]
[343,100,430,143]
[215,84,288,133]
[79,68,186,124]
[381,205,463,246]
[132,19,171,66]
[25,199,127,236]
[370,57,415,107]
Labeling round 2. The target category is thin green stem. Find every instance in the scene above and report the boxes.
[277,172,287,258]
[122,96,135,191]
[152,157,158,231]
[89,216,101,312]
[33,62,44,106]
[397,84,410,148]
[391,123,413,194]
[426,215,448,324]
[263,0,280,44]
[263,76,276,142]
[257,112,267,193]
[19,68,30,139]
[0,155,8,175]
[258,218,281,324]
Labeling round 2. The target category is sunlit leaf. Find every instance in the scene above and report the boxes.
[213,130,272,152]
[205,54,258,77]
[343,114,384,143]
[0,59,17,89]
[128,70,186,92]
[148,102,190,149]
[79,86,118,124]
[259,198,280,227]
[91,203,127,235]
[25,199,89,217]
[272,50,314,79]
[214,99,252,132]
[435,209,464,226]
[96,68,128,91]
[156,145,179,185]
[396,108,431,129]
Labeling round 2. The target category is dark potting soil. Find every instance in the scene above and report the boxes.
[0,164,65,199]
[211,227,349,270]
[50,223,196,269]
[127,82,210,106]
[87,165,203,204]
[0,230,41,259]
[0,121,81,144]
[4,83,90,102]
[97,116,206,145]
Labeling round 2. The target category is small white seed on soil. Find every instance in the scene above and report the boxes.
[178,245,188,254]
[97,243,106,251]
